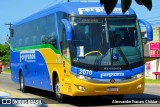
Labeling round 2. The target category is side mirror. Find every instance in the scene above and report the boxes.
[61,19,72,41]
[139,19,153,41]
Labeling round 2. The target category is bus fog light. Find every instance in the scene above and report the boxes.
[132,72,144,79]
[137,84,143,89]
[77,75,85,80]
[137,74,143,78]
[77,75,91,80]
[75,85,86,92]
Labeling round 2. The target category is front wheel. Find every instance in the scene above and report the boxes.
[54,77,67,103]
[20,72,28,93]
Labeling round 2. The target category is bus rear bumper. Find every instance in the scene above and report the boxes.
[69,77,145,96]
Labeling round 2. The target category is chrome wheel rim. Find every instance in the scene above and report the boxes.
[55,81,61,97]
[20,75,24,89]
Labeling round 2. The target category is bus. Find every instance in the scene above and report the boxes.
[10,2,153,102]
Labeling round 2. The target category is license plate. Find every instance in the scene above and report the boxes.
[107,87,119,92]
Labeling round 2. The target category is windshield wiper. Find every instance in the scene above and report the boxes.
[117,47,131,70]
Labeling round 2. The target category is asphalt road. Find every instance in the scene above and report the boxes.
[0,72,160,107]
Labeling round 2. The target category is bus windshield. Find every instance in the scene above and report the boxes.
[70,16,143,70]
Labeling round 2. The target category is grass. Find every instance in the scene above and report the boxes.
[3,69,11,73]
[145,79,160,84]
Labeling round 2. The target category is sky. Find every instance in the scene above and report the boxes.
[0,0,160,44]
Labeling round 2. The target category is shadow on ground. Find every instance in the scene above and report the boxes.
[17,87,160,106]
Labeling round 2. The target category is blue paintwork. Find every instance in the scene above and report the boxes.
[139,19,153,41]
[11,49,52,91]
[71,65,144,79]
[13,2,136,27]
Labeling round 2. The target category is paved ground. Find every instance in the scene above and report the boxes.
[0,72,160,107]
[0,91,11,98]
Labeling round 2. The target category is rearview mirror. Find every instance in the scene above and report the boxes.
[61,19,72,41]
[139,19,153,42]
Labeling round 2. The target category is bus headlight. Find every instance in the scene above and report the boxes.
[75,85,86,92]
[132,72,144,79]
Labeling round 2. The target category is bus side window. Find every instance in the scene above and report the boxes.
[61,28,71,62]
[41,32,57,48]
[61,28,67,55]
[50,32,57,48]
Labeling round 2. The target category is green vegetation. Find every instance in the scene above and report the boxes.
[0,44,10,65]
[145,79,160,84]
[3,69,11,73]
[100,0,152,14]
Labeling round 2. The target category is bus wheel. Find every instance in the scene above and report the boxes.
[20,72,28,93]
[54,77,67,103]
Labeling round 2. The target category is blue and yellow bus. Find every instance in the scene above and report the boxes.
[10,2,153,102]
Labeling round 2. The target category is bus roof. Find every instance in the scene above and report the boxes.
[14,2,136,27]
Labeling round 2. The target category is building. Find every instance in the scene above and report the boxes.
[143,27,160,80]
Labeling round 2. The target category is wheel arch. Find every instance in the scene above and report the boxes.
[52,71,58,91]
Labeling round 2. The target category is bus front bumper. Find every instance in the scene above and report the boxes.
[69,76,144,96]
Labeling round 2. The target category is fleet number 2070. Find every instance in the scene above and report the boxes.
[80,69,92,75]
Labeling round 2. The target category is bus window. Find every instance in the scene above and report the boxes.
[61,28,71,63]
[41,33,57,48]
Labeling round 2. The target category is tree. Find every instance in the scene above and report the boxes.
[0,44,10,65]
[100,0,152,14]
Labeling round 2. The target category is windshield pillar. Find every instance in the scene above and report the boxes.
[61,28,71,63]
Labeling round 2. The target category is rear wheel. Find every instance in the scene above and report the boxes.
[20,72,28,93]
[54,76,67,103]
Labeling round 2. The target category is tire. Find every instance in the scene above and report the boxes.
[20,72,28,93]
[111,95,124,100]
[54,77,67,103]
